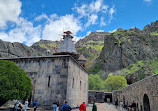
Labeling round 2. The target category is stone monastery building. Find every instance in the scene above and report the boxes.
[3,31,89,107]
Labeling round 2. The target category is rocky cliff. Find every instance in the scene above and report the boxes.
[99,27,158,73]
[0,39,39,58]
[76,31,109,58]
[98,21,158,83]
[31,39,61,55]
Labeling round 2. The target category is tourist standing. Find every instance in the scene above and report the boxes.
[53,101,57,111]
[24,99,29,111]
[18,104,23,111]
[92,101,97,111]
[61,101,72,111]
[79,102,86,111]
[33,100,38,111]
[56,100,60,111]
[120,101,124,111]
[131,101,136,111]
[14,100,19,111]
[115,100,118,109]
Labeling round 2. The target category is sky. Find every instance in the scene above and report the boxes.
[0,0,158,46]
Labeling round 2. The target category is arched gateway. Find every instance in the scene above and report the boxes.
[143,94,150,111]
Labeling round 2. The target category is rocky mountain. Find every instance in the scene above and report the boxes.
[31,39,61,56]
[0,39,39,58]
[76,31,109,58]
[98,21,158,83]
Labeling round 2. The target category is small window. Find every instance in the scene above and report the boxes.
[48,76,51,87]
[80,81,81,90]
[72,78,74,89]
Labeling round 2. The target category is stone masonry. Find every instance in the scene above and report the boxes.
[113,74,158,111]
[1,55,88,107]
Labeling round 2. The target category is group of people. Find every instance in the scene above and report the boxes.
[14,100,38,111]
[54,101,97,111]
[14,100,97,111]
[115,100,137,111]
[79,101,97,111]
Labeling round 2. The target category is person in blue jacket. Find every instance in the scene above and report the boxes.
[33,100,38,111]
[60,101,72,111]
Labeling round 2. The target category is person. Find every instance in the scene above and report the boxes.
[18,104,23,111]
[56,100,60,111]
[131,101,136,111]
[115,100,118,109]
[120,101,124,111]
[79,102,86,111]
[24,99,29,111]
[92,101,97,111]
[33,100,38,111]
[60,101,72,111]
[53,101,57,111]
[14,100,19,111]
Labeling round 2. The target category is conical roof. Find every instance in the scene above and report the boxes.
[78,54,86,61]
[56,31,77,54]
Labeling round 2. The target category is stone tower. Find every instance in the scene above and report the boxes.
[54,31,78,59]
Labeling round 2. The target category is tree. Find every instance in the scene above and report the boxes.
[104,75,128,92]
[89,74,104,90]
[0,60,32,106]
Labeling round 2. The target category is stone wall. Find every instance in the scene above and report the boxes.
[113,74,158,111]
[67,58,89,107]
[1,55,89,107]
[88,90,105,103]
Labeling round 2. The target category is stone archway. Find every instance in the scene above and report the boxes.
[104,95,112,103]
[143,94,150,111]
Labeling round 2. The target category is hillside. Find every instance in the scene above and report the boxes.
[97,21,158,83]
[75,31,109,58]
[0,39,39,58]
[31,39,61,56]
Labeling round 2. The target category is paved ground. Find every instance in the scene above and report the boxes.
[0,103,126,111]
[72,103,122,111]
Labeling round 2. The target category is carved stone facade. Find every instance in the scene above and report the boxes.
[2,55,88,107]
[112,74,158,111]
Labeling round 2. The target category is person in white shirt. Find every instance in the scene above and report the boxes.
[120,101,124,111]
[24,99,29,111]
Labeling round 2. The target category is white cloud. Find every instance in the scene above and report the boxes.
[86,31,91,35]
[42,14,81,41]
[85,14,98,27]
[35,14,50,21]
[0,0,22,28]
[0,18,41,46]
[100,17,106,26]
[108,7,115,23]
[96,30,104,32]
[74,0,114,27]
[144,0,152,2]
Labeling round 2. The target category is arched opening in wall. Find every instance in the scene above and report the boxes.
[72,78,74,89]
[104,94,112,103]
[26,51,31,56]
[143,94,150,111]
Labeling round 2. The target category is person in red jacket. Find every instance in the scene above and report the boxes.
[79,102,86,111]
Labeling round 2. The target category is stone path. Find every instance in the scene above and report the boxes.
[27,103,126,111]
[72,103,122,111]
